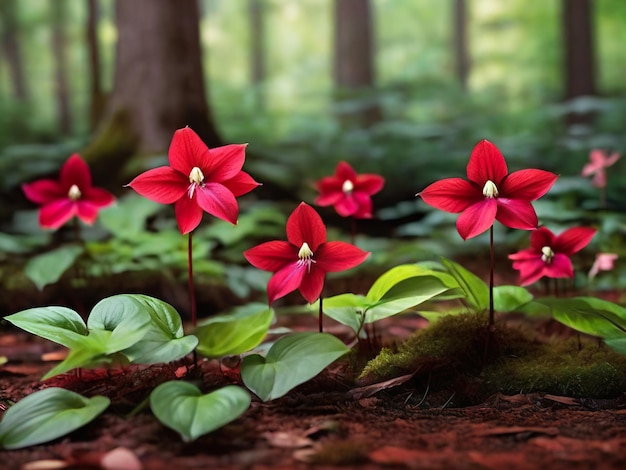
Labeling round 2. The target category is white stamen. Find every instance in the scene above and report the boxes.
[68,184,81,200]
[342,180,354,193]
[541,246,554,263]
[482,180,499,198]
[188,167,205,199]
[297,242,316,272]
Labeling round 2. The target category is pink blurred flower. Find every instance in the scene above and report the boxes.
[508,226,596,286]
[581,150,620,188]
[22,154,115,230]
[588,253,618,280]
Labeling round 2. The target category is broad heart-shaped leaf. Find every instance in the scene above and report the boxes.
[4,306,88,349]
[87,295,153,354]
[493,285,534,313]
[538,296,626,339]
[150,382,250,442]
[119,294,198,364]
[366,264,456,302]
[440,258,489,313]
[195,303,273,358]
[241,332,349,402]
[0,387,110,450]
[318,294,369,335]
[24,244,84,291]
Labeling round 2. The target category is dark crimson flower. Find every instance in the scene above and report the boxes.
[418,140,558,240]
[22,154,115,230]
[244,202,370,304]
[127,127,260,234]
[581,149,620,188]
[508,226,596,286]
[314,161,384,219]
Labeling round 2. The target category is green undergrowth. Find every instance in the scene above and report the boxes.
[360,312,626,400]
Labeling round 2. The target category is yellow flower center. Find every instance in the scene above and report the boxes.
[541,246,554,263]
[482,180,499,198]
[68,184,81,200]
[297,242,316,272]
[187,167,205,198]
[342,180,354,194]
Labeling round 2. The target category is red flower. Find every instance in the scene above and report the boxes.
[508,226,596,286]
[244,202,370,304]
[418,140,558,240]
[588,253,618,279]
[581,149,620,188]
[314,161,384,218]
[127,127,260,234]
[22,154,115,230]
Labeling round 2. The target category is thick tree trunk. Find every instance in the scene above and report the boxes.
[82,0,221,182]
[452,0,470,92]
[333,0,381,128]
[249,0,266,109]
[0,0,29,102]
[86,0,105,130]
[51,0,72,135]
[563,0,596,100]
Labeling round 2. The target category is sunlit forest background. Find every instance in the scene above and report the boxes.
[1,0,625,314]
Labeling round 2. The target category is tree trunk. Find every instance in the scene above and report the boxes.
[563,0,596,99]
[452,0,470,92]
[0,0,29,102]
[86,0,105,130]
[82,0,221,183]
[51,0,73,135]
[333,0,381,128]
[249,0,266,109]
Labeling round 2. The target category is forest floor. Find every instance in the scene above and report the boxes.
[3,309,626,470]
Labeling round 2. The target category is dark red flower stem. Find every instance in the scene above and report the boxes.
[188,232,197,327]
[489,225,495,327]
[351,216,356,245]
[318,295,324,333]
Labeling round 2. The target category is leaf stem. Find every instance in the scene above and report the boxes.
[489,225,495,326]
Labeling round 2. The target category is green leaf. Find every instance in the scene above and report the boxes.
[120,295,198,364]
[0,388,110,450]
[98,193,161,239]
[24,245,84,290]
[4,306,88,348]
[440,258,489,312]
[366,264,451,302]
[150,382,250,442]
[605,338,626,355]
[87,295,152,354]
[42,348,125,381]
[241,332,349,401]
[318,294,368,335]
[195,303,273,358]
[493,285,534,313]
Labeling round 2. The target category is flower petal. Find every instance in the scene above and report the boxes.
[22,180,64,204]
[299,267,326,304]
[511,257,546,286]
[314,190,343,207]
[83,187,115,207]
[335,161,358,182]
[554,227,596,256]
[244,241,296,272]
[353,191,373,218]
[418,178,480,213]
[456,199,497,240]
[60,154,92,190]
[175,195,203,234]
[204,144,247,182]
[544,253,574,279]
[127,167,187,204]
[335,195,359,217]
[355,173,385,195]
[495,199,538,231]
[267,262,306,304]
[39,200,76,229]
[75,202,101,225]
[168,127,211,175]
[286,203,327,251]
[195,182,239,224]
[221,170,261,196]
[466,140,508,186]
[315,241,369,272]
[500,169,558,201]
[529,227,555,251]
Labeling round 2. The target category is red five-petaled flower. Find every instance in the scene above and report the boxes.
[244,202,370,304]
[418,140,558,240]
[22,154,115,230]
[127,127,260,234]
[314,161,385,219]
[508,226,596,286]
[581,149,620,188]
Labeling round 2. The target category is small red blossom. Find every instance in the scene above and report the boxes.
[418,140,558,240]
[244,202,370,304]
[22,154,115,230]
[508,226,596,286]
[581,149,620,188]
[588,253,618,280]
[127,127,260,234]
[314,161,384,218]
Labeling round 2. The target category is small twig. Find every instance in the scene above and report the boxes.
[441,391,456,409]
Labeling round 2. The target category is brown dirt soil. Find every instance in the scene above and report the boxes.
[2,309,626,470]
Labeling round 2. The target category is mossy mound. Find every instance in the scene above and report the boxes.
[359,312,626,400]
